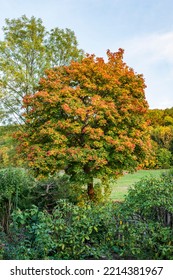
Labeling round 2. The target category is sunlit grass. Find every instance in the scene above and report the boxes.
[110,169,167,201]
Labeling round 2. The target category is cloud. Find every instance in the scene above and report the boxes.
[124,32,173,64]
[120,32,173,109]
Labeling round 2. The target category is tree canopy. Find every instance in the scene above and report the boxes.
[17,49,150,199]
[0,15,84,124]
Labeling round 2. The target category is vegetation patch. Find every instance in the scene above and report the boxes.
[110,169,167,201]
[0,15,173,261]
[0,169,173,260]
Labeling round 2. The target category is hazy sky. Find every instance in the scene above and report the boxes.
[0,0,173,109]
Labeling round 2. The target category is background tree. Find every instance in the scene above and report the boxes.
[148,107,173,128]
[0,15,84,124]
[150,126,173,150]
[0,125,22,168]
[17,49,150,200]
[146,107,173,168]
[147,109,165,127]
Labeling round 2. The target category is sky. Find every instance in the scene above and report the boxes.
[0,0,173,109]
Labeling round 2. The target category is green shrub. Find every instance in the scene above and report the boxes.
[116,170,173,259]
[2,201,118,260]
[32,173,111,211]
[32,173,83,211]
[2,170,173,260]
[121,170,173,223]
[0,167,35,233]
[51,200,117,259]
[156,148,172,169]
[3,206,54,260]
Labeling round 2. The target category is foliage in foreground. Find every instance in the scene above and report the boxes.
[32,173,111,210]
[1,202,117,260]
[0,169,173,260]
[117,169,173,259]
[0,167,34,233]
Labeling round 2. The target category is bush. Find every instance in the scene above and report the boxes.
[2,170,173,260]
[32,173,111,211]
[2,201,118,260]
[156,148,172,169]
[0,167,35,233]
[116,170,173,259]
[32,173,84,211]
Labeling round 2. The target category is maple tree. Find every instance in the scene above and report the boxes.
[17,49,149,200]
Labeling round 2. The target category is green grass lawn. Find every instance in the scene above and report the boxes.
[110,169,167,201]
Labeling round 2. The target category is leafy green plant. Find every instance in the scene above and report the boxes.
[51,200,117,259]
[121,170,173,224]
[2,170,173,260]
[32,173,111,210]
[0,167,35,233]
[3,201,118,260]
[116,170,173,259]
[32,173,82,211]
[156,148,172,169]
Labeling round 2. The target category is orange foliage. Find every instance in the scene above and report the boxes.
[17,49,150,182]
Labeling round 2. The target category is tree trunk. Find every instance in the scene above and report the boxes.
[87,182,95,201]
[83,164,95,200]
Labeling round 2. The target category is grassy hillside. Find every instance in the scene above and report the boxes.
[110,169,167,201]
